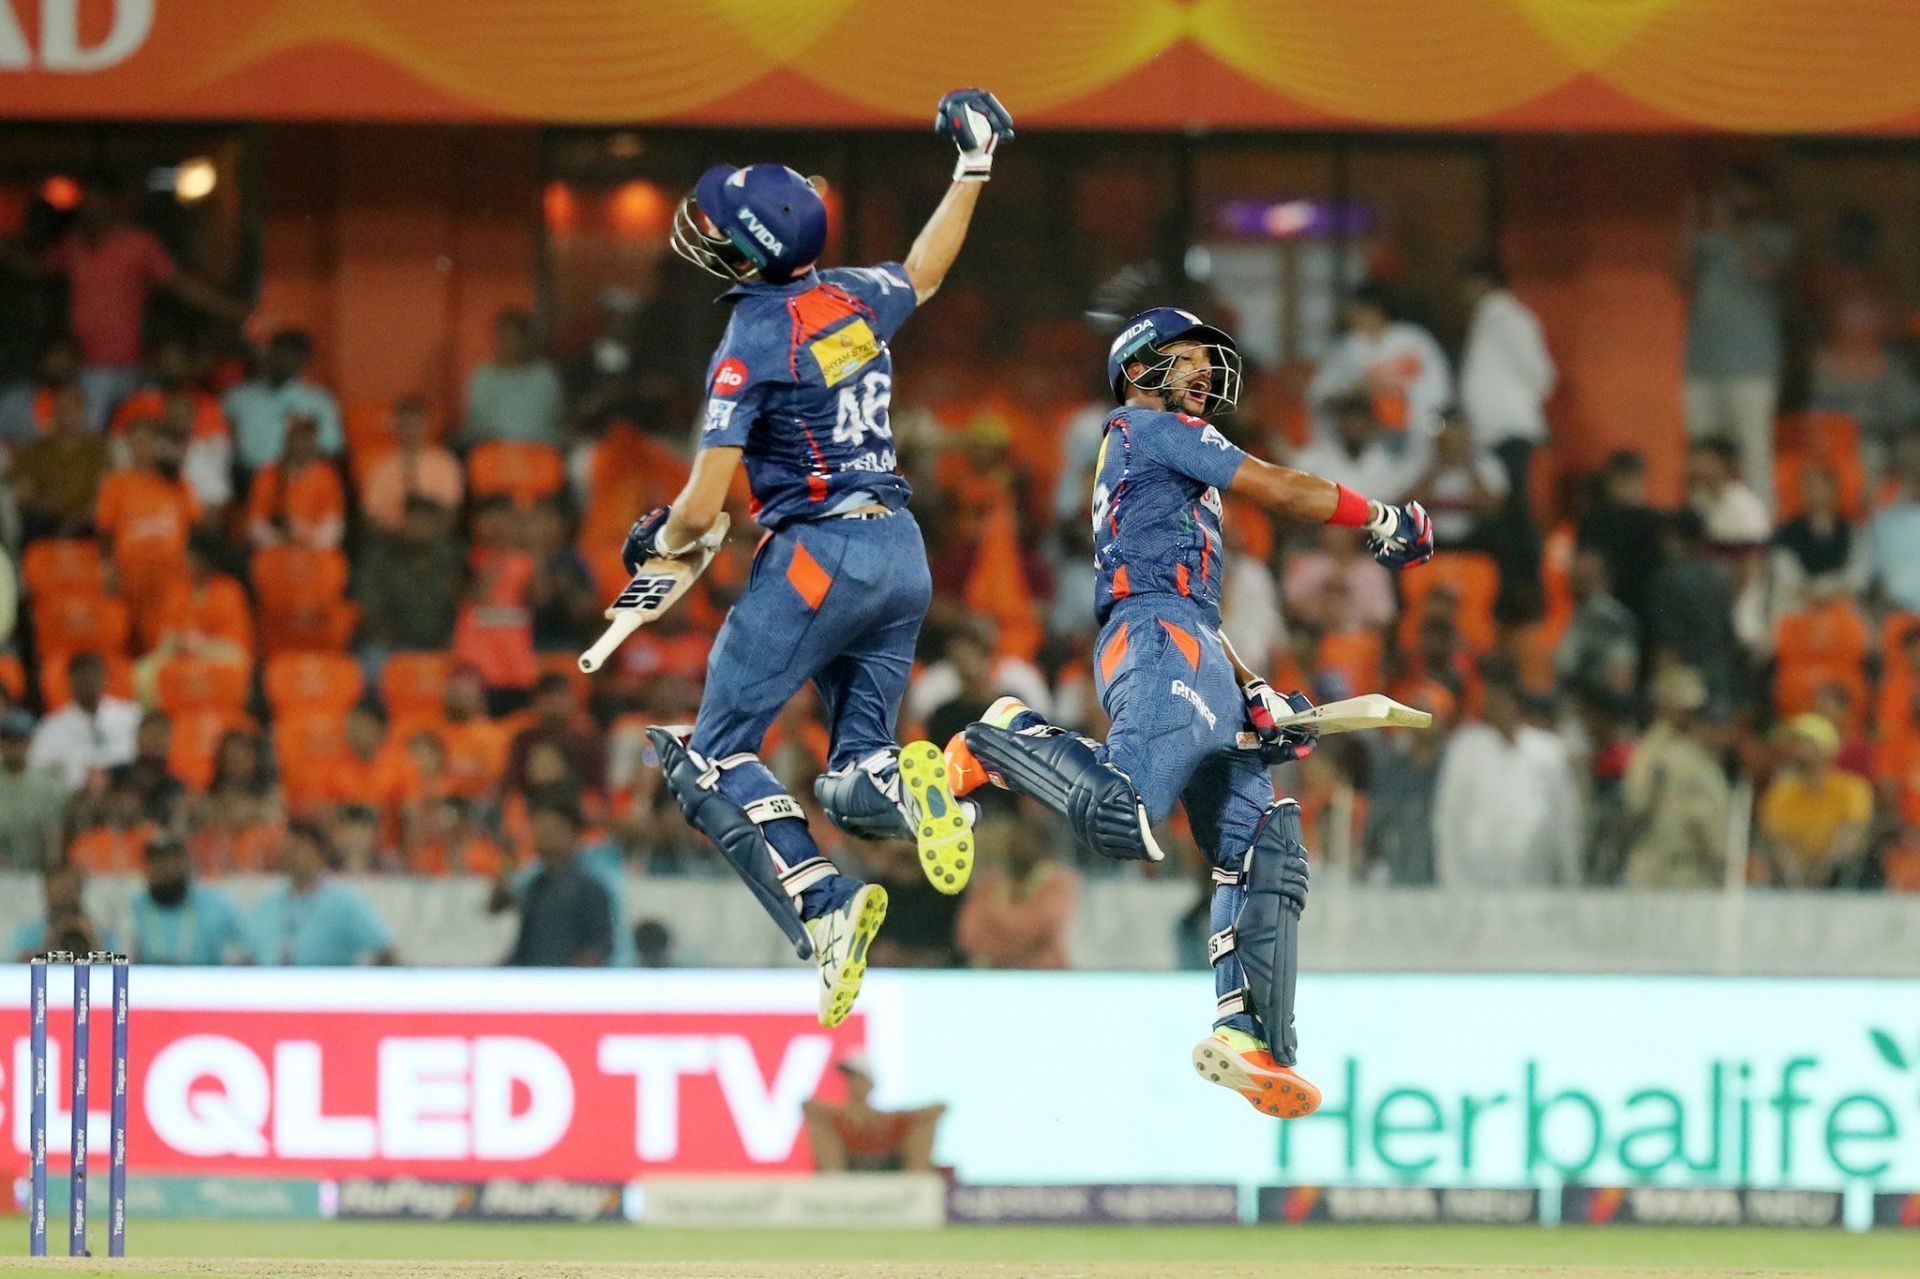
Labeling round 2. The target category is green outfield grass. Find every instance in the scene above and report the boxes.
[24,1219,1918,1273]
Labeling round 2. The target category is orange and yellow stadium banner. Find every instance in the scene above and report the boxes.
[5,0,1920,132]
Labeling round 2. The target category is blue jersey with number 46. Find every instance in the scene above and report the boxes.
[697,263,918,531]
[1091,406,1250,628]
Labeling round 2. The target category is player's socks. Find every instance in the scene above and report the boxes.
[1191,1027,1321,1119]
[898,740,975,894]
[804,881,888,1028]
[797,873,864,921]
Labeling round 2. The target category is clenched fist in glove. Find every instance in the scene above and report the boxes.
[1243,679,1318,765]
[1364,499,1435,570]
[935,88,1015,183]
[621,506,698,573]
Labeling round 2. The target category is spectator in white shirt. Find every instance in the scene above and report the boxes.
[1289,394,1427,505]
[1407,416,1508,547]
[1686,437,1770,550]
[1458,256,1556,498]
[1308,283,1452,438]
[28,652,140,792]
[1433,673,1583,886]
[465,309,565,447]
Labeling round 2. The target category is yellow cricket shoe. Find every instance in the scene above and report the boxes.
[805,882,887,1028]
[1191,1026,1321,1119]
[898,740,974,895]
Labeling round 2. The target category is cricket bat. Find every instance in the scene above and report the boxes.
[578,513,730,674]
[1234,693,1431,749]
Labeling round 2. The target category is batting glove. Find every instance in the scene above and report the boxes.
[1244,680,1317,764]
[935,88,1015,183]
[1364,499,1435,569]
[622,507,686,572]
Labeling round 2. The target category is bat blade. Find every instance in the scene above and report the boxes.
[578,513,729,674]
[1234,693,1432,749]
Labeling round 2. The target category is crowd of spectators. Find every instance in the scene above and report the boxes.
[0,164,1914,970]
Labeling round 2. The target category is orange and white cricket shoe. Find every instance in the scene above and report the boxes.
[1191,1027,1321,1119]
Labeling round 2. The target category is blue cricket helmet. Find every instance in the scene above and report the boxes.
[1106,307,1244,417]
[671,163,826,285]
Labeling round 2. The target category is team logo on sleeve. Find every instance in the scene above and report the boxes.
[712,358,749,396]
[1199,423,1232,450]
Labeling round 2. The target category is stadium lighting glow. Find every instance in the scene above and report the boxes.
[175,157,217,202]
[40,175,79,210]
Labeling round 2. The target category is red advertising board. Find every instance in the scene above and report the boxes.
[9,986,864,1180]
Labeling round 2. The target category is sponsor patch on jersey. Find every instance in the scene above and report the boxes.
[1201,485,1223,518]
[810,318,882,387]
[702,399,737,434]
[1170,679,1218,730]
[711,358,749,396]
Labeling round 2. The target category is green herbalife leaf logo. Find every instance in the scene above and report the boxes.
[1867,1029,1919,1096]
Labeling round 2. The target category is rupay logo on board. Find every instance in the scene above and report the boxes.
[1277,1026,1920,1187]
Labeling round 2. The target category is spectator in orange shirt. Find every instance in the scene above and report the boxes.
[954,812,1081,970]
[95,416,199,629]
[247,416,345,550]
[67,773,158,874]
[453,496,539,710]
[109,338,234,510]
[189,730,282,877]
[13,381,112,539]
[360,396,463,534]
[145,536,254,665]
[404,795,510,876]
[324,705,403,814]
[424,667,511,800]
[392,727,453,834]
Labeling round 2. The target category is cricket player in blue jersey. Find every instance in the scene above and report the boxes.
[946,308,1434,1115]
[631,90,1015,1027]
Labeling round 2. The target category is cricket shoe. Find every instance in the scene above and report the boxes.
[805,882,888,1028]
[898,740,975,895]
[1191,1027,1321,1119]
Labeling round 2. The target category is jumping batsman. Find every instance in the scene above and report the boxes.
[631,90,1014,1027]
[947,308,1434,1114]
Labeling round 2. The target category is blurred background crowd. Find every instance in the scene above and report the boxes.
[0,126,1917,971]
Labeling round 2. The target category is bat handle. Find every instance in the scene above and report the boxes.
[579,613,644,674]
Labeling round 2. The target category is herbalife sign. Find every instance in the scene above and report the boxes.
[1272,976,1920,1189]
[880,972,1920,1192]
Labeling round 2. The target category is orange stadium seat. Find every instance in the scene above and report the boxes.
[264,651,364,716]
[251,546,357,653]
[21,539,106,598]
[0,654,23,703]
[380,652,452,722]
[468,441,565,509]
[1775,597,1871,673]
[32,592,130,661]
[1881,612,1920,679]
[155,656,250,715]
[167,708,254,792]
[537,652,593,706]
[39,652,134,709]
[1774,449,1866,521]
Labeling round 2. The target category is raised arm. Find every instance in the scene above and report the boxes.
[1229,454,1432,570]
[901,89,1014,303]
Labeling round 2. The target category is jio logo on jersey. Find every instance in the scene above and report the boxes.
[712,359,749,396]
